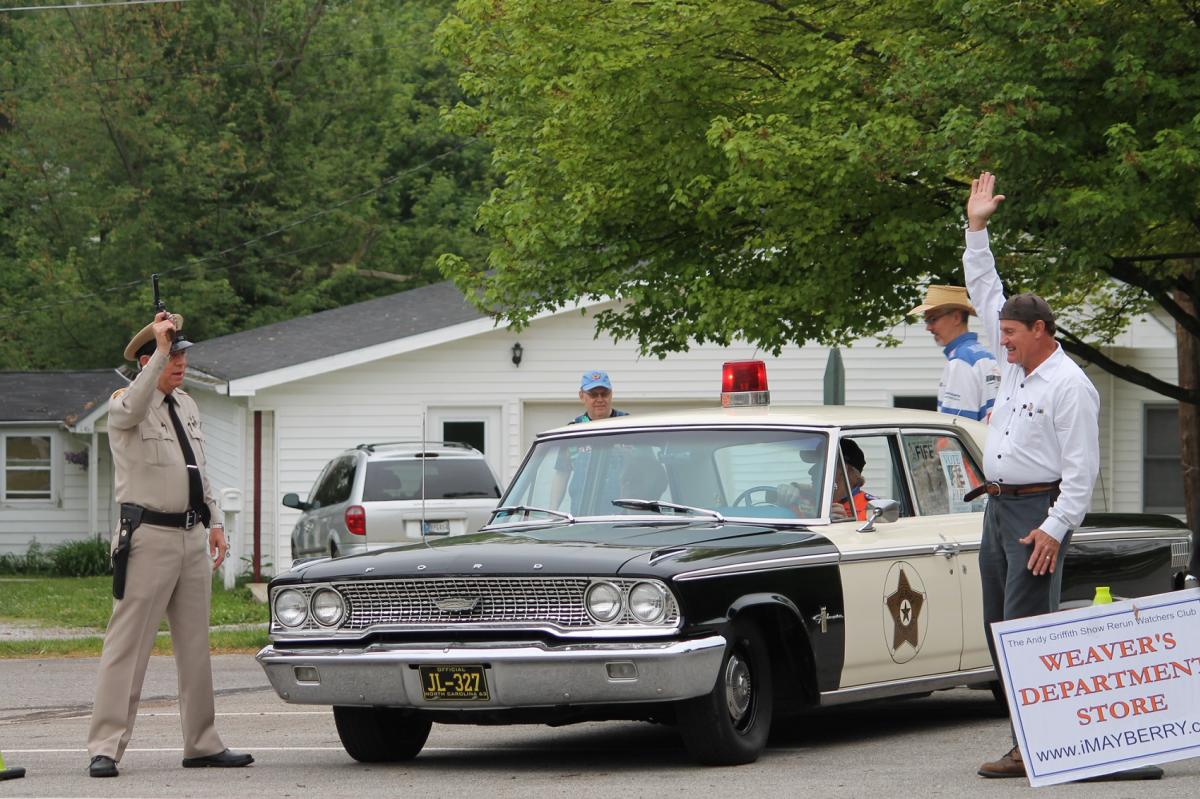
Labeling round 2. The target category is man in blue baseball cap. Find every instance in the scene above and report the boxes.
[549,371,631,509]
[573,370,629,424]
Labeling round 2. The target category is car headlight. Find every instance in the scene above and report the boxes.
[274,588,309,628]
[628,581,668,624]
[310,588,346,627]
[585,581,624,623]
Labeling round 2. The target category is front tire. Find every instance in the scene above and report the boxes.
[332,706,431,762]
[676,619,774,765]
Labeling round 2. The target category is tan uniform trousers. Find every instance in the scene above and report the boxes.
[87,522,224,761]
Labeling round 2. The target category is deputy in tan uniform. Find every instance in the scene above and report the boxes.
[87,311,253,778]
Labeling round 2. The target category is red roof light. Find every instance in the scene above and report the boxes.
[723,361,768,393]
[721,361,770,407]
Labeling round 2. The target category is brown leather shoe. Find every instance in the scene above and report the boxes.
[978,745,1026,778]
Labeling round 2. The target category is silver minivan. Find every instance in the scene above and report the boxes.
[284,442,501,563]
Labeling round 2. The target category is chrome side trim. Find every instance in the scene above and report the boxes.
[1073,528,1190,542]
[820,667,996,705]
[257,635,727,708]
[920,527,1189,557]
[673,552,839,581]
[837,545,943,563]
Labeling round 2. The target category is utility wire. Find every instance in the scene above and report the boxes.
[0,141,476,320]
[0,0,190,12]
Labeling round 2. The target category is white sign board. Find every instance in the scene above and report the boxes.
[992,588,1200,786]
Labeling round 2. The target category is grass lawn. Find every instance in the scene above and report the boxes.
[0,575,268,658]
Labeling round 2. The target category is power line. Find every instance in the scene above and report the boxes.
[0,141,477,320]
[0,0,190,12]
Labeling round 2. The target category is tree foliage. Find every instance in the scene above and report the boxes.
[0,0,493,369]
[437,0,1200,401]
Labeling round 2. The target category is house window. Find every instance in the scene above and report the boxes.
[3,434,54,502]
[443,421,486,454]
[894,396,937,412]
[1143,405,1184,514]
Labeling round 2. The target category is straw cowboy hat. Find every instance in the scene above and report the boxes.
[909,285,976,316]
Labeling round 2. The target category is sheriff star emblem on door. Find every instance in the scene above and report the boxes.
[882,561,928,663]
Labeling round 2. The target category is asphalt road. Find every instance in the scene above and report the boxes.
[1,655,1197,798]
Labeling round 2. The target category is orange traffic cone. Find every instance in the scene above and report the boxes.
[0,748,25,780]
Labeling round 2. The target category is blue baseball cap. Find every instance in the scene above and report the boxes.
[580,370,612,391]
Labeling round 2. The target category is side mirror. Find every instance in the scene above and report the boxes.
[282,492,310,511]
[857,498,900,533]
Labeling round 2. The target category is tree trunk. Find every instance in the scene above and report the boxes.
[1174,288,1200,576]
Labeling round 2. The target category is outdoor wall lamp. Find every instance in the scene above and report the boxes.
[511,341,524,367]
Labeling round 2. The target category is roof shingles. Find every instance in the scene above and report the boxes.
[0,370,128,424]
[183,281,486,381]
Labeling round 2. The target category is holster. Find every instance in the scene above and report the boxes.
[112,504,145,600]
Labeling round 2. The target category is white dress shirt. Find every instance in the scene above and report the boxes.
[963,228,1100,542]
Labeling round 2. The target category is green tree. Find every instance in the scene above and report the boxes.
[438,0,1200,563]
[0,0,492,369]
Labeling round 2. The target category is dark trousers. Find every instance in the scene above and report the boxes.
[980,491,1071,742]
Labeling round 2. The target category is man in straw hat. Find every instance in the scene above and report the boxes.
[910,284,1000,421]
[86,311,253,778]
[961,173,1101,779]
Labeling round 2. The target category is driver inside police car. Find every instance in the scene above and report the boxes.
[776,439,870,520]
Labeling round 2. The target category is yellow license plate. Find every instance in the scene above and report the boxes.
[419,665,490,701]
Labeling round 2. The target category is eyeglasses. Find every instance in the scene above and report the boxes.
[923,310,953,325]
[584,389,611,399]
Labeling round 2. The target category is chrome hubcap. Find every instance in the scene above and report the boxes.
[723,652,753,724]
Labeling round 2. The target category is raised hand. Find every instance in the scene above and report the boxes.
[151,311,177,352]
[967,171,1006,231]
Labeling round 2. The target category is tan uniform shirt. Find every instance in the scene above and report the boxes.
[108,350,219,522]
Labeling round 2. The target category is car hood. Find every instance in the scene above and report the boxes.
[282,519,833,583]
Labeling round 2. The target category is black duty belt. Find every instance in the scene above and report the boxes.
[136,506,202,529]
[963,480,1061,503]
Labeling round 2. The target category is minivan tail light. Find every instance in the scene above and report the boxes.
[345,505,366,536]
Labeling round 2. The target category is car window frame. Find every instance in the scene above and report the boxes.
[895,426,987,517]
[831,430,917,521]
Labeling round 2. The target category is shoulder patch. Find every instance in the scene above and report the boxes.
[110,388,128,400]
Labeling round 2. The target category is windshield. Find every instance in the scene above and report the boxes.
[363,458,500,501]
[495,428,828,524]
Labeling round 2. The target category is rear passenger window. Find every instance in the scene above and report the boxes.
[901,433,985,515]
[364,459,500,501]
[312,457,356,507]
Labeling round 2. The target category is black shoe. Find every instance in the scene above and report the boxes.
[88,755,119,778]
[181,748,254,768]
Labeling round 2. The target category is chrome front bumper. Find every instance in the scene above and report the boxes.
[256,636,726,708]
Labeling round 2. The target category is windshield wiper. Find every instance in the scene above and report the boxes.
[442,491,497,498]
[611,498,725,522]
[490,505,575,523]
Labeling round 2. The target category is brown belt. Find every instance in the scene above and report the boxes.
[963,480,1061,503]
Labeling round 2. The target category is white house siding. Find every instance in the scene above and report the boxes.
[190,390,249,571]
[0,428,113,555]
[1106,347,1180,515]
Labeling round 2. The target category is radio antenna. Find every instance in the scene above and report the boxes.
[420,412,430,547]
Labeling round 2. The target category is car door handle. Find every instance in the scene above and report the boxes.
[934,543,959,559]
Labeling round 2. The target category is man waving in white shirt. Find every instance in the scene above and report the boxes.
[961,172,1101,779]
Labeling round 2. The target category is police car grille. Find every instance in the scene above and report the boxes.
[335,577,595,630]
